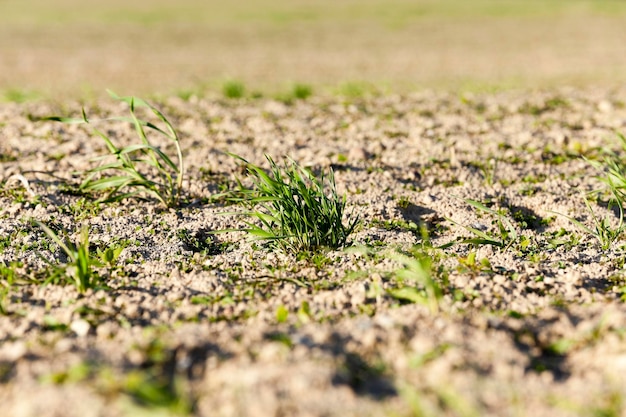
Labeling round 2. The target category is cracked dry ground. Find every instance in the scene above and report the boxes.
[2,88,626,416]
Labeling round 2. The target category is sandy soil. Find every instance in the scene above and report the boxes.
[1,89,626,416]
[3,4,626,97]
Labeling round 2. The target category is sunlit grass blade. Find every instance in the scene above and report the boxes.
[443,198,518,250]
[226,154,360,253]
[45,91,185,207]
[388,251,442,314]
[35,222,101,293]
[550,192,624,251]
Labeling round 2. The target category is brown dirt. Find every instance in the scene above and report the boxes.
[3,6,626,98]
[1,89,626,416]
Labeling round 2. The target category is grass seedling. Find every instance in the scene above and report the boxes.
[292,83,313,100]
[388,251,442,314]
[588,132,626,203]
[444,198,518,250]
[46,90,184,208]
[36,222,101,293]
[550,194,624,251]
[228,154,360,253]
[561,132,626,250]
[0,262,20,315]
[222,80,245,99]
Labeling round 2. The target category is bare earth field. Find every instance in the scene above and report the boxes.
[2,0,626,98]
[3,1,626,416]
[1,89,626,416]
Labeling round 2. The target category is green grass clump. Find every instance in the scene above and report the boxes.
[230,154,360,253]
[46,90,185,208]
[564,131,626,249]
[222,80,246,99]
[591,132,626,203]
[36,222,102,293]
[291,83,313,100]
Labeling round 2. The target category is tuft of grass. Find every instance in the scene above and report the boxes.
[550,194,624,251]
[1,88,40,103]
[35,222,102,293]
[589,132,626,204]
[222,80,246,99]
[291,83,313,100]
[561,131,626,250]
[228,154,360,253]
[46,90,185,208]
[444,198,518,250]
[387,250,442,314]
[0,261,21,315]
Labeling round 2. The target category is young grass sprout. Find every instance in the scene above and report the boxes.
[46,90,185,208]
[228,154,360,253]
[561,131,626,250]
[388,251,442,314]
[588,132,626,205]
[36,222,101,293]
[551,194,624,251]
[444,198,518,250]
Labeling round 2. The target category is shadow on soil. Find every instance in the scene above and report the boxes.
[327,332,397,399]
[491,311,573,381]
[265,329,398,400]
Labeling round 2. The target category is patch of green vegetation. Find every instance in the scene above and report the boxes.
[275,305,289,323]
[295,250,333,270]
[46,90,185,208]
[455,251,495,276]
[35,222,105,293]
[274,83,314,104]
[228,154,360,253]
[590,132,626,199]
[265,330,293,347]
[177,228,219,255]
[0,152,17,162]
[222,80,246,99]
[372,218,421,236]
[519,96,569,116]
[42,315,69,332]
[397,378,481,417]
[291,83,313,100]
[387,249,442,314]
[1,88,41,103]
[0,261,22,315]
[551,195,624,251]
[444,198,519,250]
[57,197,103,221]
[334,82,379,99]
[41,361,91,385]
[521,173,548,184]
[45,349,194,415]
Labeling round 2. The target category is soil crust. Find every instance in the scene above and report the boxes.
[1,88,626,416]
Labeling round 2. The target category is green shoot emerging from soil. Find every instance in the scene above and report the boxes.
[445,198,518,250]
[589,132,626,204]
[46,90,184,208]
[551,194,624,251]
[388,251,442,314]
[230,154,360,253]
[35,222,102,293]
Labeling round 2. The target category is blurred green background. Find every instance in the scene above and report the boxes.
[2,0,626,99]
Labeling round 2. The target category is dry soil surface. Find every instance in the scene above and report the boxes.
[2,89,626,416]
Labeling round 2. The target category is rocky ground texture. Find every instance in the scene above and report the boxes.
[2,88,626,416]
